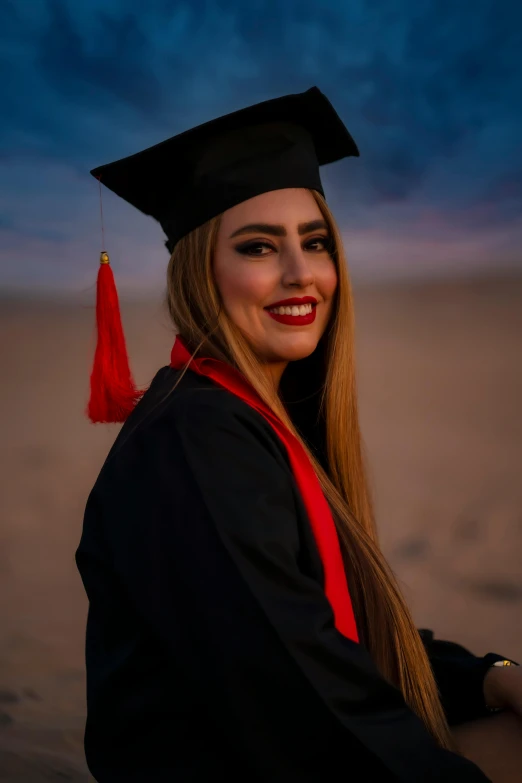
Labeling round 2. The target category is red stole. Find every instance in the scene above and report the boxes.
[170,336,359,644]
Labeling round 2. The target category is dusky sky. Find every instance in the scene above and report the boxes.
[1,0,521,294]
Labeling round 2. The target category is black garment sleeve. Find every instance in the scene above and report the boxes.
[418,629,517,725]
[100,392,491,783]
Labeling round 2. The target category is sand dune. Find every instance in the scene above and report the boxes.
[0,275,521,780]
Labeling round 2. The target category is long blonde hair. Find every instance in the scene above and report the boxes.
[166,189,455,750]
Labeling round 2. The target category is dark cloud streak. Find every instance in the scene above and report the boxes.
[38,1,165,119]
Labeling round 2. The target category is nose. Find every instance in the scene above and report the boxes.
[280,246,315,289]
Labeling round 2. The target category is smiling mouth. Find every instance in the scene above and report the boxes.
[264,302,317,325]
[266,302,315,316]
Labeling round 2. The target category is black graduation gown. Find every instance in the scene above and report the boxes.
[75,366,504,782]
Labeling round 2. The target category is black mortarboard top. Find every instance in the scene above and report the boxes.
[91,86,359,253]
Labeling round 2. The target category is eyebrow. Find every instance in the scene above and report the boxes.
[229,219,328,239]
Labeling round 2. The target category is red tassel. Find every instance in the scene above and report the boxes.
[87,252,143,423]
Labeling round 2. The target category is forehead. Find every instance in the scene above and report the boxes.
[220,188,322,230]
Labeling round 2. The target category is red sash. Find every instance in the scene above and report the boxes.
[170,336,359,643]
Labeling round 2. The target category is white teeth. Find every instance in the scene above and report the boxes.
[267,303,314,315]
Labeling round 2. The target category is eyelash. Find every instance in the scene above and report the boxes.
[236,236,332,257]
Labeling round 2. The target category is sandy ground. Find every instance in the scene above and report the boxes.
[0,275,521,781]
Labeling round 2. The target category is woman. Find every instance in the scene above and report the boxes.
[76,87,520,782]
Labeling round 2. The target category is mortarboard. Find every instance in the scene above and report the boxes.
[87,86,359,424]
[91,86,359,252]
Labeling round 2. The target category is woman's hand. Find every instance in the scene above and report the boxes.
[483,664,522,715]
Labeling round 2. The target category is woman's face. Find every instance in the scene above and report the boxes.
[213,188,338,378]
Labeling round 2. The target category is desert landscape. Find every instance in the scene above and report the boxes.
[0,274,521,781]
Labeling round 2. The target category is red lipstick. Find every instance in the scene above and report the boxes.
[265,296,317,308]
[264,296,318,326]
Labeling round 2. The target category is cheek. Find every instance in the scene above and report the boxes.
[319,258,338,301]
[215,260,275,310]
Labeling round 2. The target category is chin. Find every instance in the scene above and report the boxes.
[267,334,321,363]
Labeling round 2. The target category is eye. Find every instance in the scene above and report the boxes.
[235,240,275,257]
[305,235,332,253]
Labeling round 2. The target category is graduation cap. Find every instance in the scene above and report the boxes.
[87,86,359,424]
